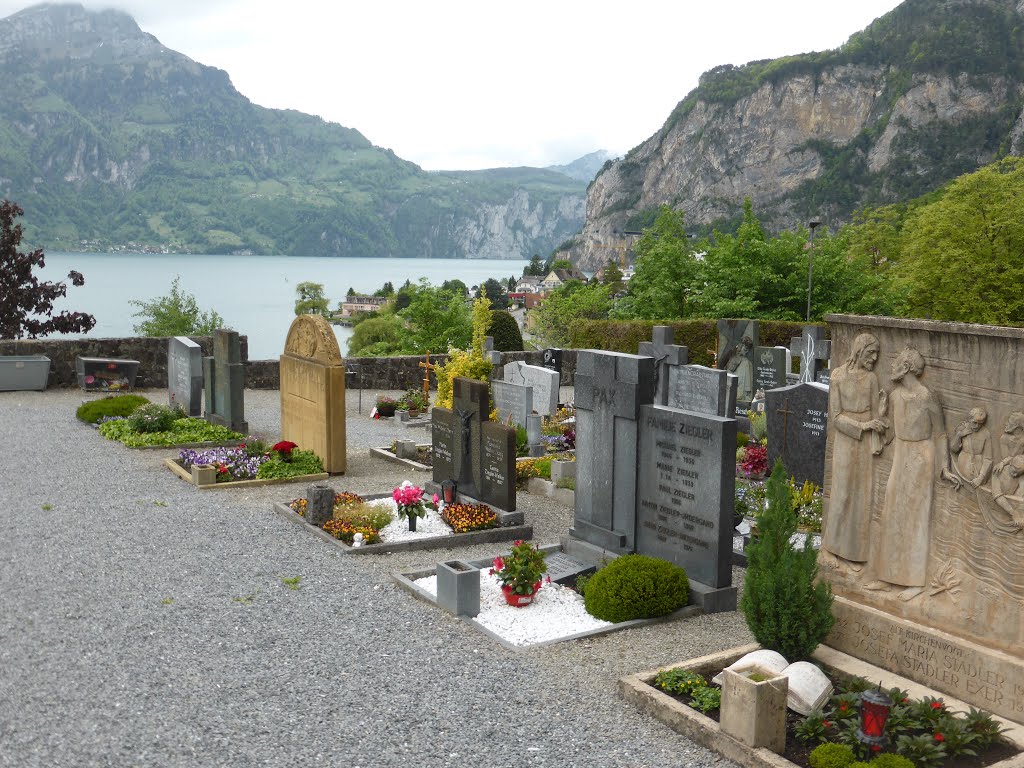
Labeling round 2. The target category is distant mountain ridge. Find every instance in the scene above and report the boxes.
[568,0,1024,271]
[0,3,589,258]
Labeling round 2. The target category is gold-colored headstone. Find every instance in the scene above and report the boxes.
[283,314,342,364]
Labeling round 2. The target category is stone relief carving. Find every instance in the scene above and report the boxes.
[865,347,960,602]
[820,333,887,572]
[950,407,993,488]
[283,314,343,364]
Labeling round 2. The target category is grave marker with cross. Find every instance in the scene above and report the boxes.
[570,350,654,553]
[418,353,438,403]
[791,326,832,384]
[638,325,688,405]
[766,381,830,486]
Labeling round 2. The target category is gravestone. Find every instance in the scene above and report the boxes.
[667,365,737,418]
[791,326,831,384]
[815,369,831,386]
[168,337,203,416]
[542,348,562,375]
[638,325,688,406]
[203,328,248,433]
[570,350,654,553]
[819,314,1024,724]
[432,377,516,511]
[279,314,347,474]
[717,319,759,403]
[753,346,789,394]
[766,382,829,487]
[635,404,738,612]
[491,379,532,428]
[504,361,559,416]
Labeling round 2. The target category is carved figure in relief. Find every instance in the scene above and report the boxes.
[995,412,1024,473]
[821,333,887,572]
[722,335,753,402]
[866,347,960,602]
[991,454,1024,531]
[950,407,993,488]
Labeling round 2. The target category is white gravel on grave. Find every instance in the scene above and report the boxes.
[364,499,454,543]
[415,572,612,647]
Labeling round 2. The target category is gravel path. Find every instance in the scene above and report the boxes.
[0,387,751,768]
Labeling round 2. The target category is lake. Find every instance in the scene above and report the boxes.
[41,253,529,360]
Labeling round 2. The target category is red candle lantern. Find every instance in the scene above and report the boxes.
[857,685,893,747]
[441,479,457,504]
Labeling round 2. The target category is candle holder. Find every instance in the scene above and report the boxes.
[441,479,457,504]
[857,684,893,747]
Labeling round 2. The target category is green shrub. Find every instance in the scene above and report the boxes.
[868,755,915,768]
[98,417,243,447]
[809,743,856,768]
[689,686,721,713]
[654,668,706,696]
[584,554,689,623]
[76,394,149,423]
[740,459,834,660]
[255,449,324,479]
[737,432,750,448]
[487,310,524,351]
[127,403,184,433]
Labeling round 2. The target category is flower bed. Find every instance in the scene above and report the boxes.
[441,502,498,533]
[98,415,243,448]
[166,441,327,489]
[620,646,1023,768]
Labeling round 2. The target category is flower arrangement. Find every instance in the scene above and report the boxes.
[392,481,439,520]
[399,389,429,412]
[441,502,498,533]
[179,442,322,482]
[490,540,548,596]
[272,440,298,461]
[738,444,769,478]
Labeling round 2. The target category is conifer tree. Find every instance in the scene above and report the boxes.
[740,460,834,660]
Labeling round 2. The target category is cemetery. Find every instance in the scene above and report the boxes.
[8,312,1024,768]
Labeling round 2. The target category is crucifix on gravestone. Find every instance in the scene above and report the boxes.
[775,396,795,455]
[791,326,831,384]
[451,378,488,499]
[638,325,688,406]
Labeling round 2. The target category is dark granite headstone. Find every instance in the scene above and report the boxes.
[480,421,516,511]
[636,404,737,589]
[766,382,829,487]
[203,329,248,433]
[168,336,203,416]
[815,369,831,386]
[667,365,737,418]
[570,350,654,553]
[75,357,140,392]
[431,377,516,511]
[717,319,759,403]
[791,326,831,384]
[542,348,563,375]
[753,346,789,394]
[491,379,533,427]
[638,325,688,406]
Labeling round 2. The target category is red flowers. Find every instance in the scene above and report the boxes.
[839,703,848,712]
[822,720,832,728]
[934,733,945,742]
[493,556,505,571]
[870,745,882,753]
[931,701,944,710]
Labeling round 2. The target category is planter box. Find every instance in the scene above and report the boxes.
[0,355,50,391]
[369,445,431,472]
[76,357,140,391]
[164,458,328,489]
[436,560,480,618]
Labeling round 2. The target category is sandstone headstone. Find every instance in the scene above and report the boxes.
[504,361,559,416]
[820,314,1024,724]
[570,350,654,553]
[766,382,829,487]
[279,315,346,474]
[638,325,688,406]
[168,337,203,416]
[203,329,248,433]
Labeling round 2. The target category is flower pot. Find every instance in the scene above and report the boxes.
[501,582,542,607]
[408,408,420,418]
[376,402,397,418]
[719,667,788,753]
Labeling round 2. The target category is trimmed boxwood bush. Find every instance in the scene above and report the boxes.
[487,310,524,351]
[810,743,856,768]
[584,554,689,623]
[76,394,149,423]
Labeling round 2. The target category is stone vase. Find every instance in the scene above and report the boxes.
[719,667,788,753]
[436,560,480,617]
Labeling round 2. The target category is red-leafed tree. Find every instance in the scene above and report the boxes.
[0,200,96,339]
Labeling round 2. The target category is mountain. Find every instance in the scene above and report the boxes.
[0,3,585,258]
[545,150,614,182]
[568,0,1024,271]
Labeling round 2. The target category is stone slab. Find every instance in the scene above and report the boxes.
[766,382,829,487]
[491,379,533,427]
[667,365,736,418]
[504,361,559,416]
[168,337,203,416]
[753,346,789,395]
[368,446,431,473]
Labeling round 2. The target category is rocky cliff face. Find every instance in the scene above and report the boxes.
[572,0,1024,271]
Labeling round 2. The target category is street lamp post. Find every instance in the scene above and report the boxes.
[806,220,821,322]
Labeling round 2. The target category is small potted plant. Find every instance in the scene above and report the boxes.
[392,480,439,532]
[375,395,398,418]
[490,540,548,607]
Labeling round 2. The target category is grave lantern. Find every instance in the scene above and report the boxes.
[441,479,457,504]
[857,685,893,747]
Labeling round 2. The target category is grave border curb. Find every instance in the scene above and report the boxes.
[164,458,328,489]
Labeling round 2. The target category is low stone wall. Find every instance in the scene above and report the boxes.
[0,336,577,390]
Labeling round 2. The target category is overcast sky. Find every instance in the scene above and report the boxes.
[2,0,905,170]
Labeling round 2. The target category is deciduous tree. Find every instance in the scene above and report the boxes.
[130,276,224,336]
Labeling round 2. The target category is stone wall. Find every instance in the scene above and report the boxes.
[0,337,577,390]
